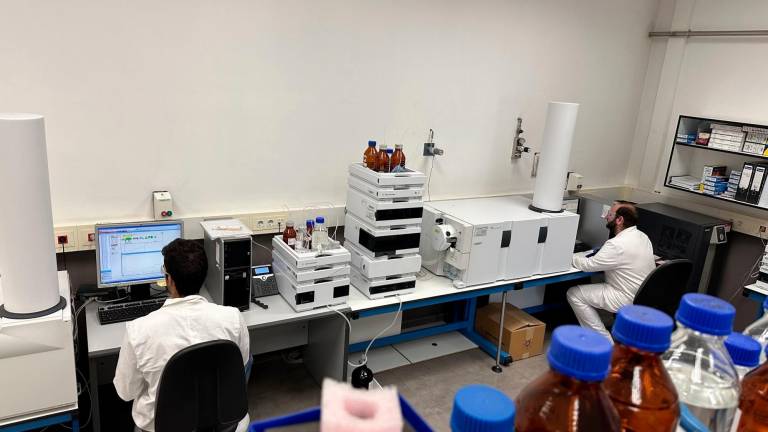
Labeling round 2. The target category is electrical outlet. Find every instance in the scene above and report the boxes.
[251,212,289,234]
[761,225,767,233]
[78,226,96,250]
[54,227,77,252]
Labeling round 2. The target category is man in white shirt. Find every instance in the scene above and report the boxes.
[114,239,251,432]
[567,201,656,341]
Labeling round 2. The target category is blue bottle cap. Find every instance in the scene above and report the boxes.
[315,216,325,224]
[450,384,515,432]
[725,333,761,368]
[612,305,673,352]
[675,293,735,336]
[368,140,376,147]
[386,148,394,154]
[547,325,612,382]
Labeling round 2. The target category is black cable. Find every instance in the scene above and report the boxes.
[60,243,68,272]
[426,155,436,202]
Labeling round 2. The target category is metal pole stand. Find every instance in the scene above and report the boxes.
[491,291,508,373]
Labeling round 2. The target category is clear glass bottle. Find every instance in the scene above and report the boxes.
[282,220,297,249]
[364,140,378,171]
[744,296,768,363]
[603,305,679,432]
[725,332,761,379]
[725,332,762,431]
[515,325,620,431]
[662,293,739,432]
[295,226,306,251]
[313,216,329,251]
[385,148,394,173]
[304,219,314,250]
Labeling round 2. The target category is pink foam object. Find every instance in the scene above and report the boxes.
[320,378,403,432]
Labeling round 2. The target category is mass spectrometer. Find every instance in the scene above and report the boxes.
[420,102,581,288]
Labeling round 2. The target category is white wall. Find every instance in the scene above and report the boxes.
[0,0,658,225]
[629,0,768,229]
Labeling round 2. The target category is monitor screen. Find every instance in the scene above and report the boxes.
[96,221,183,287]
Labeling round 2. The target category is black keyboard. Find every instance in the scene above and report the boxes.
[98,297,167,325]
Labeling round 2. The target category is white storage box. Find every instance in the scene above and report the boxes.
[347,242,421,279]
[348,163,426,187]
[346,187,423,228]
[344,213,421,258]
[348,175,424,200]
[350,267,417,299]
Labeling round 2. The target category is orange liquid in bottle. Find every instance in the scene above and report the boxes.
[364,140,378,171]
[738,361,768,431]
[376,145,390,173]
[604,344,679,432]
[515,325,620,432]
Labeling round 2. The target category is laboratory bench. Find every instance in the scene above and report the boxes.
[83,263,592,432]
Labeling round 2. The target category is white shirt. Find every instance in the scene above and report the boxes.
[113,295,250,432]
[572,226,656,300]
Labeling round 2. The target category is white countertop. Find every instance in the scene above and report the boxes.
[86,266,587,356]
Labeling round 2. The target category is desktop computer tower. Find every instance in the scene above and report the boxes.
[201,219,253,311]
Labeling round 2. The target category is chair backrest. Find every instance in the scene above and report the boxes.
[155,340,247,432]
[633,259,694,319]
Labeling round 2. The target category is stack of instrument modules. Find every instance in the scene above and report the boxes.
[344,163,426,299]
[272,236,351,312]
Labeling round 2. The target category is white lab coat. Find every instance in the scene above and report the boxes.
[114,295,251,432]
[568,226,656,340]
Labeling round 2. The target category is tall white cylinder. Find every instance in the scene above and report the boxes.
[0,114,61,316]
[531,102,579,212]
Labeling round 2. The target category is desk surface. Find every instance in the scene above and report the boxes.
[86,265,587,356]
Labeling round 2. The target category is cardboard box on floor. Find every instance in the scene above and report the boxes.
[475,302,545,360]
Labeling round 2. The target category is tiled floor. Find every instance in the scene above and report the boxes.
[246,347,549,432]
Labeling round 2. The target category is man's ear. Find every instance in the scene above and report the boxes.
[615,215,624,227]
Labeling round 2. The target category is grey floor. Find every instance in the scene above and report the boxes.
[246,348,549,432]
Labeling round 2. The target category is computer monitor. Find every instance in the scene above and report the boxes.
[95,221,183,289]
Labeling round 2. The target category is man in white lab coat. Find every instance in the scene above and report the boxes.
[113,239,251,432]
[567,201,656,341]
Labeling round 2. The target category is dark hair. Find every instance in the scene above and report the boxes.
[614,203,638,228]
[162,239,208,297]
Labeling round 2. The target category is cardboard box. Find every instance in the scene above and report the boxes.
[474,303,545,360]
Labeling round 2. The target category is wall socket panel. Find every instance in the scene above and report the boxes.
[53,205,347,253]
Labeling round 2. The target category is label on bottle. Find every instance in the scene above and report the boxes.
[287,238,296,246]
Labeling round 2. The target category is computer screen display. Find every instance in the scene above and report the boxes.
[96,221,183,287]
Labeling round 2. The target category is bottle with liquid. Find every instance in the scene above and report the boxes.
[364,140,378,171]
[295,226,306,251]
[282,221,297,249]
[385,148,394,173]
[603,305,679,432]
[725,332,761,379]
[744,296,768,363]
[390,144,406,172]
[376,144,390,173]
[662,293,739,432]
[726,333,762,431]
[313,216,329,251]
[304,219,314,250]
[515,325,620,432]
[736,345,768,431]
[450,384,515,432]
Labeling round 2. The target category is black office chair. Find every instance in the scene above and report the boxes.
[155,340,248,432]
[633,259,694,319]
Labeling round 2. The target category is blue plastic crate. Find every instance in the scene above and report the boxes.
[248,394,433,432]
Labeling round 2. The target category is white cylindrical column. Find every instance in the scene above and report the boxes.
[0,114,62,317]
[531,102,579,213]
